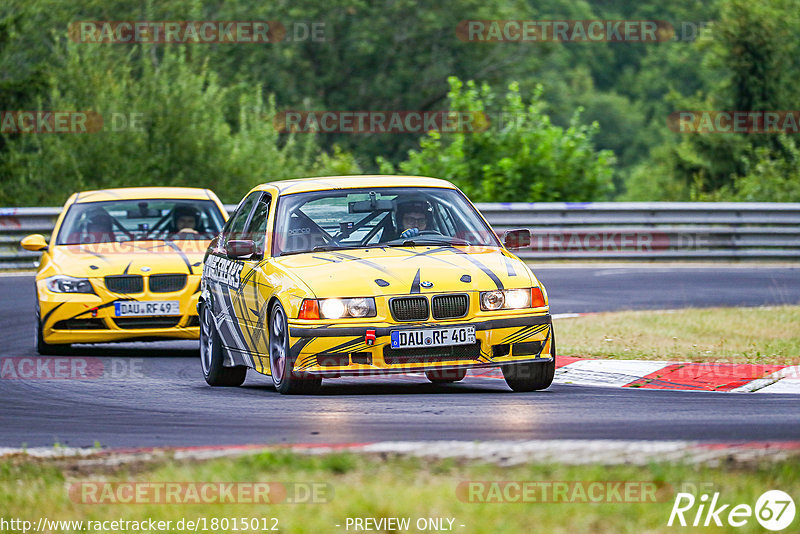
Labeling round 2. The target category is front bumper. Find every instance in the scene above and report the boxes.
[285,313,554,376]
[38,277,202,344]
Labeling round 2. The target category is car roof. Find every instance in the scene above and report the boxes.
[255,175,457,195]
[73,187,217,203]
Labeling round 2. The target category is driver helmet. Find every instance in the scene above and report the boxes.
[173,205,200,231]
[395,195,433,230]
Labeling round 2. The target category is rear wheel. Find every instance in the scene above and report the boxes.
[269,301,322,395]
[502,334,556,392]
[35,302,70,355]
[200,302,246,387]
[425,368,467,383]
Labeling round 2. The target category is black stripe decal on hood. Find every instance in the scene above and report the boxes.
[162,240,194,275]
[328,251,400,279]
[503,255,517,276]
[399,247,461,267]
[457,253,504,290]
[312,255,341,263]
[410,269,421,294]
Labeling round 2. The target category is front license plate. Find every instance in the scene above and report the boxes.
[390,326,476,349]
[114,301,180,317]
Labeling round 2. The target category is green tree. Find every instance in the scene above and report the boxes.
[383,77,615,202]
[0,42,358,206]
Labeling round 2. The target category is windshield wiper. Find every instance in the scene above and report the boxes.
[311,244,365,252]
[388,238,472,247]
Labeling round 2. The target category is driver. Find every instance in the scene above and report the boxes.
[396,198,433,239]
[83,208,114,243]
[172,205,200,235]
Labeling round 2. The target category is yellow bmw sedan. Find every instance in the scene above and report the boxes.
[199,176,554,394]
[21,187,228,354]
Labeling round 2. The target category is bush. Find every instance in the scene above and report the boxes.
[383,77,615,202]
[0,42,359,206]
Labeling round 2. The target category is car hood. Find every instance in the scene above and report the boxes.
[48,240,208,278]
[271,246,534,297]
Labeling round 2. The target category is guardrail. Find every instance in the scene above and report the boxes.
[477,202,800,261]
[2,202,799,269]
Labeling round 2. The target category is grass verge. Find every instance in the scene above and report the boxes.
[2,451,798,533]
[557,305,800,364]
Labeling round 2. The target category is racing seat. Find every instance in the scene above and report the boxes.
[80,211,115,243]
[281,215,328,253]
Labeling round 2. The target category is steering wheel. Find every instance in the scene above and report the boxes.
[416,230,443,236]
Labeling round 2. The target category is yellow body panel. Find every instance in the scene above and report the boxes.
[202,174,553,378]
[33,187,227,345]
[211,245,553,376]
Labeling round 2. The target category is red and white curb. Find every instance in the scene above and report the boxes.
[466,358,800,393]
[555,359,800,393]
[464,312,800,394]
[3,441,800,466]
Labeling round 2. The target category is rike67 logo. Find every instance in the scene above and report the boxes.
[668,490,795,531]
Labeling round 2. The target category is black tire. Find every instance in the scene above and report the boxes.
[502,333,556,392]
[425,368,467,383]
[200,302,246,387]
[35,303,70,355]
[269,301,322,395]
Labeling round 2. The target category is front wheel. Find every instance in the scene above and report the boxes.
[200,302,246,387]
[502,334,556,392]
[269,301,322,395]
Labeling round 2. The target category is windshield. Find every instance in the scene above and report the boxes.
[272,187,500,256]
[56,199,225,245]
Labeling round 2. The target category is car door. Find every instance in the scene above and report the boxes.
[237,193,272,362]
[206,192,260,358]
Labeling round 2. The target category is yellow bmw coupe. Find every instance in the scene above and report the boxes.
[21,187,228,354]
[199,176,554,394]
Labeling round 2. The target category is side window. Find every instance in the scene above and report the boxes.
[224,193,260,244]
[243,194,272,257]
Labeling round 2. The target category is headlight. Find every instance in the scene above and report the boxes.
[480,290,505,310]
[320,298,346,319]
[347,297,373,318]
[504,288,530,309]
[311,297,377,319]
[45,275,95,294]
[480,288,545,311]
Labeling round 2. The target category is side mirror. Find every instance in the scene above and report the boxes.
[20,234,49,252]
[226,239,256,259]
[503,229,531,250]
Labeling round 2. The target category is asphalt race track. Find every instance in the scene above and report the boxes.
[2,266,799,448]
